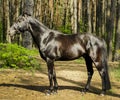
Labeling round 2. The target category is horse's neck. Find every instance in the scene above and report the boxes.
[29,19,48,33]
[29,19,50,47]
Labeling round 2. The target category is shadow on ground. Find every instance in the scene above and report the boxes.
[0,81,120,98]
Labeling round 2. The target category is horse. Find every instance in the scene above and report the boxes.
[9,14,111,96]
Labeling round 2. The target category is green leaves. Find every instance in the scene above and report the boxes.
[0,43,40,70]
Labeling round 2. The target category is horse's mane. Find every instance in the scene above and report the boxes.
[28,16,49,30]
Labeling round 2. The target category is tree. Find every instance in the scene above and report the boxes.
[71,0,77,33]
[113,0,120,61]
[34,0,42,21]
[91,0,96,34]
[13,0,20,22]
[101,0,105,37]
[106,0,116,60]
[78,0,82,22]
[87,0,91,33]
[116,0,120,49]
[2,0,10,42]
[22,0,34,49]
[49,0,54,28]
[9,0,20,44]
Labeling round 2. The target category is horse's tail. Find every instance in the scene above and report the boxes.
[102,41,111,90]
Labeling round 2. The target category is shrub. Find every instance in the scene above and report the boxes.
[0,43,40,70]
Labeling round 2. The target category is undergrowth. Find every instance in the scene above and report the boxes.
[0,43,40,71]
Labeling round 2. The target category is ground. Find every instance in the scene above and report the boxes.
[0,60,120,100]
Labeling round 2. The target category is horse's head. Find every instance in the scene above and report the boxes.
[9,15,30,37]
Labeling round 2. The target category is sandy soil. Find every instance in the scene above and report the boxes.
[0,61,120,100]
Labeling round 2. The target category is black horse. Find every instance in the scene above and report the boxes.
[9,14,111,96]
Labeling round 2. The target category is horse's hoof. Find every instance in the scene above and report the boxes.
[53,90,58,94]
[81,88,88,94]
[81,91,86,96]
[100,93,105,96]
[100,92,105,96]
[45,90,52,96]
[53,91,58,95]
[81,91,86,94]
[45,89,58,96]
[81,89,87,96]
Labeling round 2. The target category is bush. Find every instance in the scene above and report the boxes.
[0,43,40,70]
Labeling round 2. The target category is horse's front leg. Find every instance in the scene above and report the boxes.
[82,55,93,94]
[46,58,58,95]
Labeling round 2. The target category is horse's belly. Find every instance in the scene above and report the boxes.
[58,56,81,61]
[58,49,84,61]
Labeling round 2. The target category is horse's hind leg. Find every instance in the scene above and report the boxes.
[83,54,94,93]
[95,61,111,96]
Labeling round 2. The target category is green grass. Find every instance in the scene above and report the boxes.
[74,57,85,64]
[110,62,120,82]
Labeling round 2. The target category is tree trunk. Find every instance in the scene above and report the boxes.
[78,0,82,22]
[34,0,42,21]
[96,0,102,36]
[101,0,105,38]
[106,0,116,60]
[92,0,96,34]
[74,0,77,33]
[113,0,120,61]
[77,0,82,33]
[49,0,54,28]
[116,0,120,49]
[13,0,20,22]
[106,0,111,59]
[71,0,74,33]
[10,0,20,44]
[87,0,91,33]
[2,0,10,43]
[22,0,34,49]
[82,0,87,32]
[71,0,77,34]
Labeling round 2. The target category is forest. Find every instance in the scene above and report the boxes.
[0,1,120,99]
[0,0,120,61]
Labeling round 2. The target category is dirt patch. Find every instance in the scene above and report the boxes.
[0,61,120,100]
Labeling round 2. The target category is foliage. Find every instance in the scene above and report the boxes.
[78,20,87,33]
[0,43,40,70]
[58,20,86,34]
[58,23,72,34]
[58,27,71,34]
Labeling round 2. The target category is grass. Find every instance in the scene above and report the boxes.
[111,63,120,82]
[74,57,85,64]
